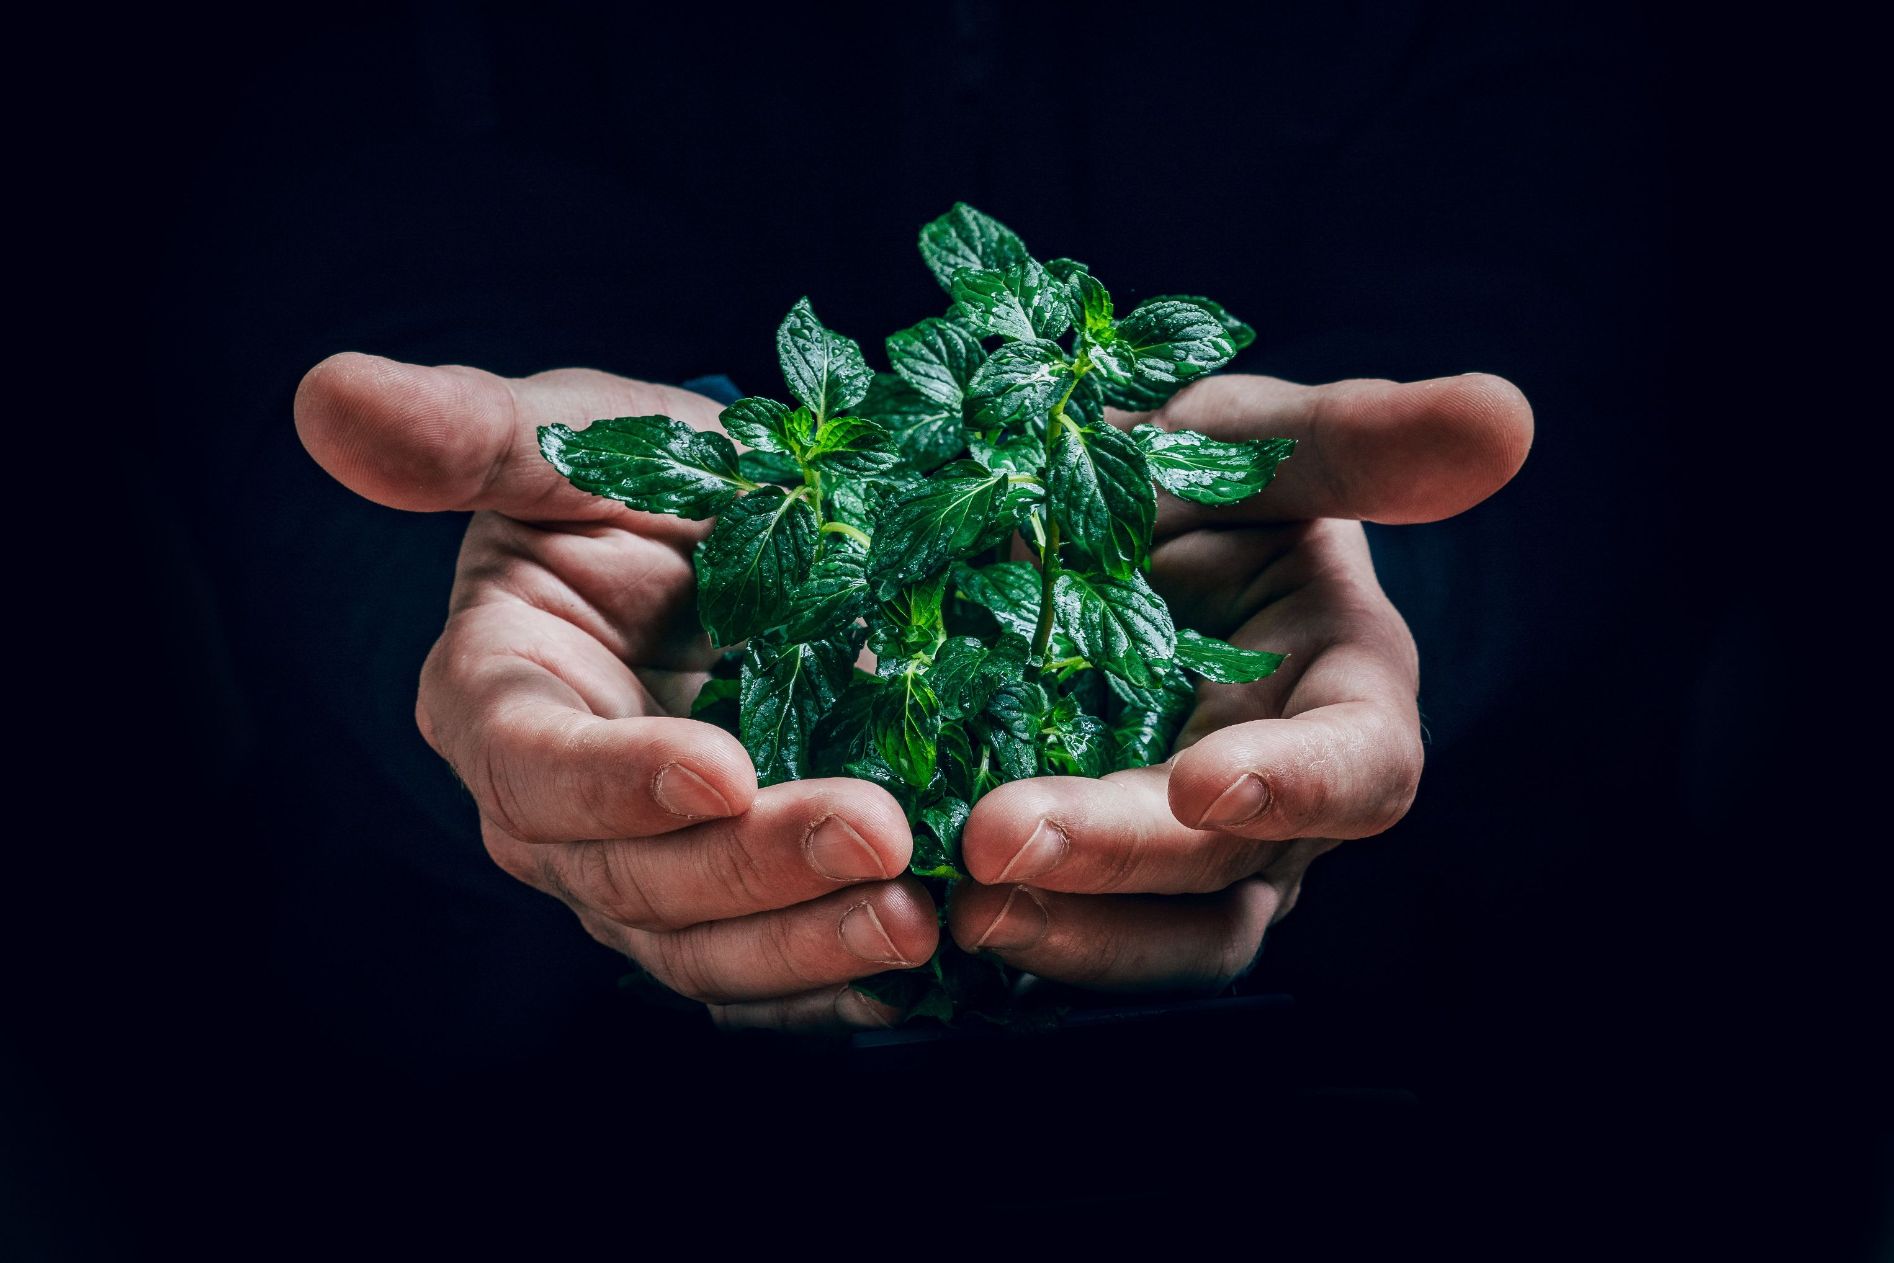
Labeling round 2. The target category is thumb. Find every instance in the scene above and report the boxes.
[294,352,724,520]
[1126,371,1535,525]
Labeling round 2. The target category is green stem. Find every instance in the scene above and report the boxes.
[820,520,872,548]
[803,464,825,527]
[1028,361,1088,669]
[1031,518,1060,665]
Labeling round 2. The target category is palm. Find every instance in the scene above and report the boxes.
[456,508,718,722]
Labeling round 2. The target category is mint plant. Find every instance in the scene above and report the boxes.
[537,204,1294,1023]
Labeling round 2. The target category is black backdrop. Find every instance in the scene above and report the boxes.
[12,1,1867,1255]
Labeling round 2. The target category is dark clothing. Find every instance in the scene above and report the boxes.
[53,0,1772,1244]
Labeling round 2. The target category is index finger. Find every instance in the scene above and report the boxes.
[1120,371,1534,526]
[294,352,725,524]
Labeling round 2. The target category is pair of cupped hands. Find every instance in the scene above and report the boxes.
[296,351,1531,1031]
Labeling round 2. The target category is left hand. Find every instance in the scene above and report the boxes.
[948,372,1533,992]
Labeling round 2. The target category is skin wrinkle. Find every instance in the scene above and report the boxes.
[582,836,669,932]
[464,522,693,666]
[714,815,777,911]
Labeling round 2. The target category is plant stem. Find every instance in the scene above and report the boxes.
[803,464,825,528]
[1028,361,1087,668]
[1031,518,1060,664]
[820,520,872,548]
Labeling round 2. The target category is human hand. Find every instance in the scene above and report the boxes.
[295,354,937,1032]
[948,373,1533,993]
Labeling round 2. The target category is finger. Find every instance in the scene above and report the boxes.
[294,352,724,522]
[489,779,913,932]
[947,880,1279,992]
[961,765,1278,895]
[1168,522,1425,842]
[708,985,900,1033]
[1168,699,1423,842]
[418,605,755,842]
[582,880,941,1006]
[1125,371,1533,525]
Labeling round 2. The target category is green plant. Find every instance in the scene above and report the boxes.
[537,204,1294,1022]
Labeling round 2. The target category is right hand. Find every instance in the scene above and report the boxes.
[295,353,938,1032]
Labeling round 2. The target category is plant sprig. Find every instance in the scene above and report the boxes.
[538,204,1295,1024]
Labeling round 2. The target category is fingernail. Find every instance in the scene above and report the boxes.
[997,819,1068,882]
[972,885,1049,952]
[835,986,897,1029]
[804,815,886,881]
[1199,772,1271,828]
[839,902,910,966]
[652,762,731,818]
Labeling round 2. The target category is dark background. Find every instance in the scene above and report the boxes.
[11,1,1877,1255]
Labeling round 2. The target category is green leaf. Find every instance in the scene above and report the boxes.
[1073,270,1113,332]
[965,341,1072,431]
[967,430,1043,475]
[738,448,802,486]
[869,573,948,662]
[1042,695,1109,778]
[719,397,796,455]
[782,544,872,643]
[886,317,988,409]
[824,478,880,534]
[777,297,872,421]
[918,202,1030,291]
[694,486,818,646]
[866,461,1011,598]
[950,260,1072,342]
[1132,425,1296,506]
[1174,628,1286,683]
[952,561,1042,641]
[810,671,879,777]
[857,373,963,473]
[537,416,749,520]
[976,680,1049,782]
[925,637,988,719]
[740,630,860,786]
[1063,372,1107,430]
[689,676,741,735]
[1099,371,1186,414]
[936,723,978,802]
[1115,299,1238,384]
[1107,658,1196,769]
[1052,570,1176,687]
[873,666,942,790]
[1146,294,1256,351]
[927,631,1029,721]
[805,414,900,474]
[913,796,970,879]
[1081,329,1139,383]
[1046,421,1155,579]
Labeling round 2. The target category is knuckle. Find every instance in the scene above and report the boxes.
[644,932,724,1006]
[1065,926,1127,987]
[1196,841,1263,894]
[758,911,823,990]
[570,749,627,838]
[707,824,775,910]
[1087,824,1145,894]
[470,724,540,843]
[576,842,672,932]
